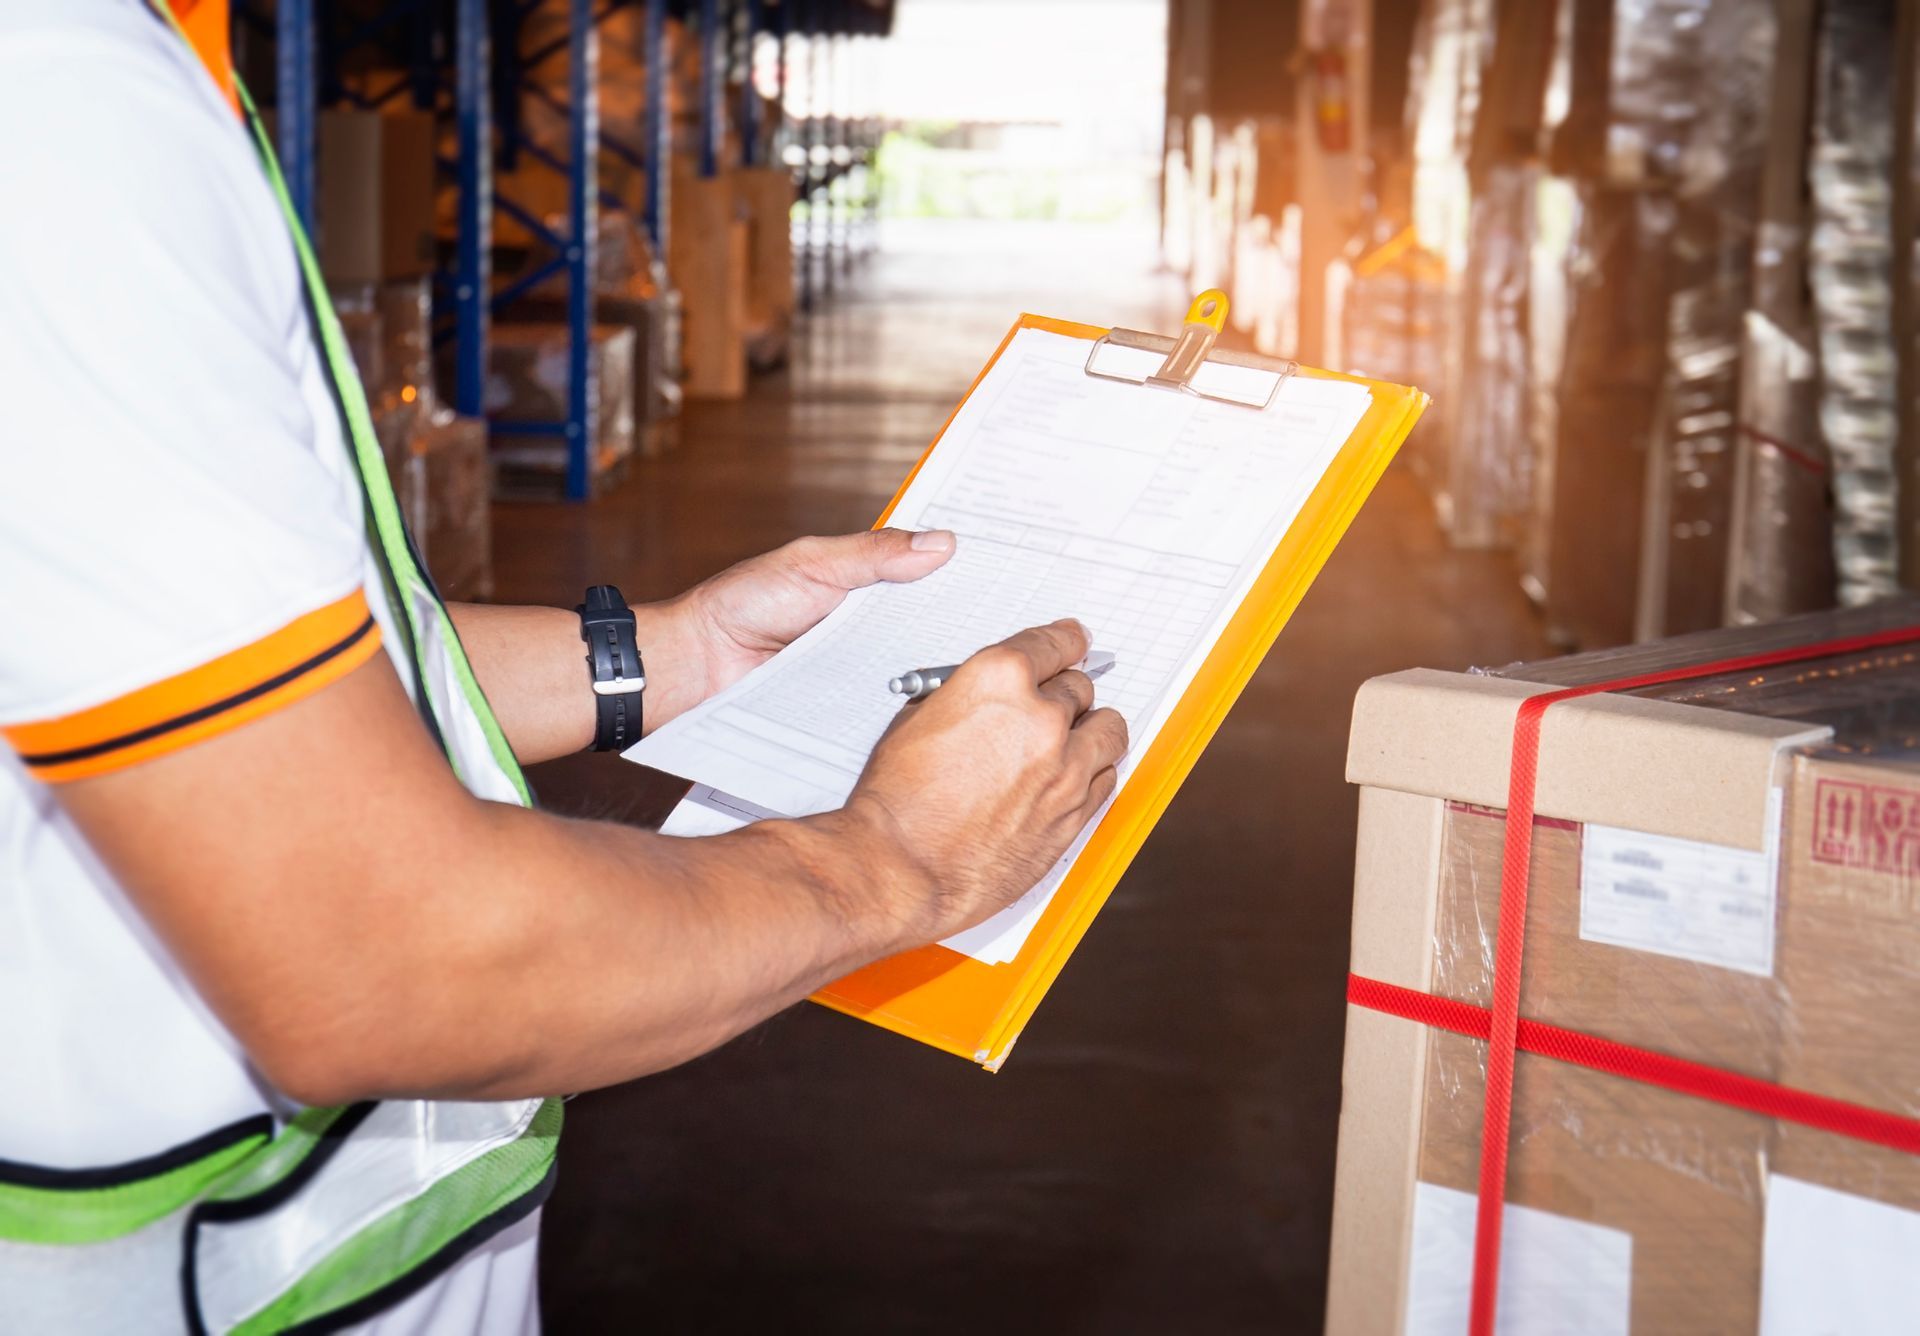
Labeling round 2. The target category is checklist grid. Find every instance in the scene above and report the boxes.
[736,502,1227,772]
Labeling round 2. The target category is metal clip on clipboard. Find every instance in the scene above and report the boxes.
[1083,289,1297,410]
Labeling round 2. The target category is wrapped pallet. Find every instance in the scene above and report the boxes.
[1526,0,1777,649]
[480,323,637,498]
[1723,0,1832,625]
[1437,163,1535,549]
[1807,0,1901,606]
[414,414,493,602]
[1399,0,1494,502]
[502,214,683,458]
[1329,600,1920,1332]
[1631,0,1778,640]
[1540,187,1674,649]
[735,166,796,372]
[669,164,748,401]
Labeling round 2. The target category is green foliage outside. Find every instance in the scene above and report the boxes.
[875,124,1156,224]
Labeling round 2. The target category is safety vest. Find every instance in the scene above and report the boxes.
[0,9,561,1331]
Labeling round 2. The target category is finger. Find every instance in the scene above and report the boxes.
[1035,668,1095,722]
[1065,707,1129,775]
[1073,765,1120,825]
[789,529,955,591]
[991,619,1092,686]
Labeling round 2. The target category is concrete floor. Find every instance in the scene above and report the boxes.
[493,221,1554,1334]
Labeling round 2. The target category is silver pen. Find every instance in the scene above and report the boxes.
[889,651,1116,700]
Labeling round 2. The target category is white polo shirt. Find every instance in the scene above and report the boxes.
[0,3,538,1330]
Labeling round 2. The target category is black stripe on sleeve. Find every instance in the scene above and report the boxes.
[18,616,376,769]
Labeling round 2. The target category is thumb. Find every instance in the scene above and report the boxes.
[799,528,955,590]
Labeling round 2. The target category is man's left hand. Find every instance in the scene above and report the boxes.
[673,527,957,703]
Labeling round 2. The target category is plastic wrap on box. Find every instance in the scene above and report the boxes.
[503,298,679,455]
[1726,305,1832,625]
[1405,0,1492,272]
[375,277,435,417]
[1397,0,1485,497]
[416,413,492,602]
[481,323,637,497]
[1520,175,1580,608]
[1541,188,1674,650]
[1630,0,1775,641]
[1336,224,1448,394]
[1333,600,1920,1331]
[1421,804,1775,1331]
[1725,0,1832,626]
[1810,0,1901,606]
[1437,163,1534,550]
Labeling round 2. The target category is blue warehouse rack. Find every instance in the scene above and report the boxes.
[235,0,889,502]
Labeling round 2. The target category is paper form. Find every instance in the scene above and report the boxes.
[630,327,1372,964]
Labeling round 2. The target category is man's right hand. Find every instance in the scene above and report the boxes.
[845,619,1130,946]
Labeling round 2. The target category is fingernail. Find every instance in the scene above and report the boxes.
[910,529,955,552]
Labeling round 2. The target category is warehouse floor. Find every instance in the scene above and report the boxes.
[495,220,1554,1334]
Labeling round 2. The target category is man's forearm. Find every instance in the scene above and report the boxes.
[295,797,927,1101]
[63,658,930,1105]
[448,600,713,764]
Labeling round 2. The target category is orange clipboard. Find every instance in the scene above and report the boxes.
[808,291,1430,1069]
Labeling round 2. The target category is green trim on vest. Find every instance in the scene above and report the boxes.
[197,1105,359,1207]
[230,1099,563,1336]
[229,76,531,805]
[0,1131,268,1246]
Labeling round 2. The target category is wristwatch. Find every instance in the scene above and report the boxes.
[577,585,644,752]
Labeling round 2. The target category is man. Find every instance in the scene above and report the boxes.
[0,2,1125,1330]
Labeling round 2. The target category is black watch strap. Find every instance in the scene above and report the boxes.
[577,585,644,752]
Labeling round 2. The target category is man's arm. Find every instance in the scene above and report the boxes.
[56,619,1122,1104]
[448,528,959,765]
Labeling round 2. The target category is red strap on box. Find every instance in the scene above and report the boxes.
[1382,624,1920,1336]
[1347,974,1920,1154]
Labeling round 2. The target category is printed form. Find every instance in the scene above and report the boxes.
[629,327,1372,964]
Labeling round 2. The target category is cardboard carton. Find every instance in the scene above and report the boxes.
[315,109,438,285]
[669,168,748,400]
[1329,605,1920,1333]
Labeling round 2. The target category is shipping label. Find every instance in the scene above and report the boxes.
[1577,789,1782,977]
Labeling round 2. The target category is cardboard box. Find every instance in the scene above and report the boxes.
[477,323,636,498]
[316,108,438,285]
[1329,603,1920,1333]
[502,291,680,456]
[1770,748,1920,1242]
[669,168,748,400]
[416,414,492,602]
[735,166,796,369]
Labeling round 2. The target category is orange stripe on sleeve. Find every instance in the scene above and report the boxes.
[4,591,384,783]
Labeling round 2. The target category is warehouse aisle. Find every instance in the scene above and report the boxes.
[495,221,1553,1334]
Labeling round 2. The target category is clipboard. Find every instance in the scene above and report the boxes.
[806,290,1430,1069]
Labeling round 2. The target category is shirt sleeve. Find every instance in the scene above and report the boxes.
[0,10,380,783]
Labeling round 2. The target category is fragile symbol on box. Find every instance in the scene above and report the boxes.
[1811,778,1920,875]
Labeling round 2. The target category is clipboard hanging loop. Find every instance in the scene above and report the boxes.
[1083,289,1296,411]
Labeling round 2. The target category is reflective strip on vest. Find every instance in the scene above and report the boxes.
[0,8,563,1332]
[187,1100,557,1335]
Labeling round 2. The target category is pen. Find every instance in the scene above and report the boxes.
[889,651,1116,700]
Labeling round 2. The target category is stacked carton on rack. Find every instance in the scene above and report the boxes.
[335,278,495,601]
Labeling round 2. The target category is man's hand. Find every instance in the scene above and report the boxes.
[675,528,956,701]
[843,618,1130,946]
[447,528,954,765]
